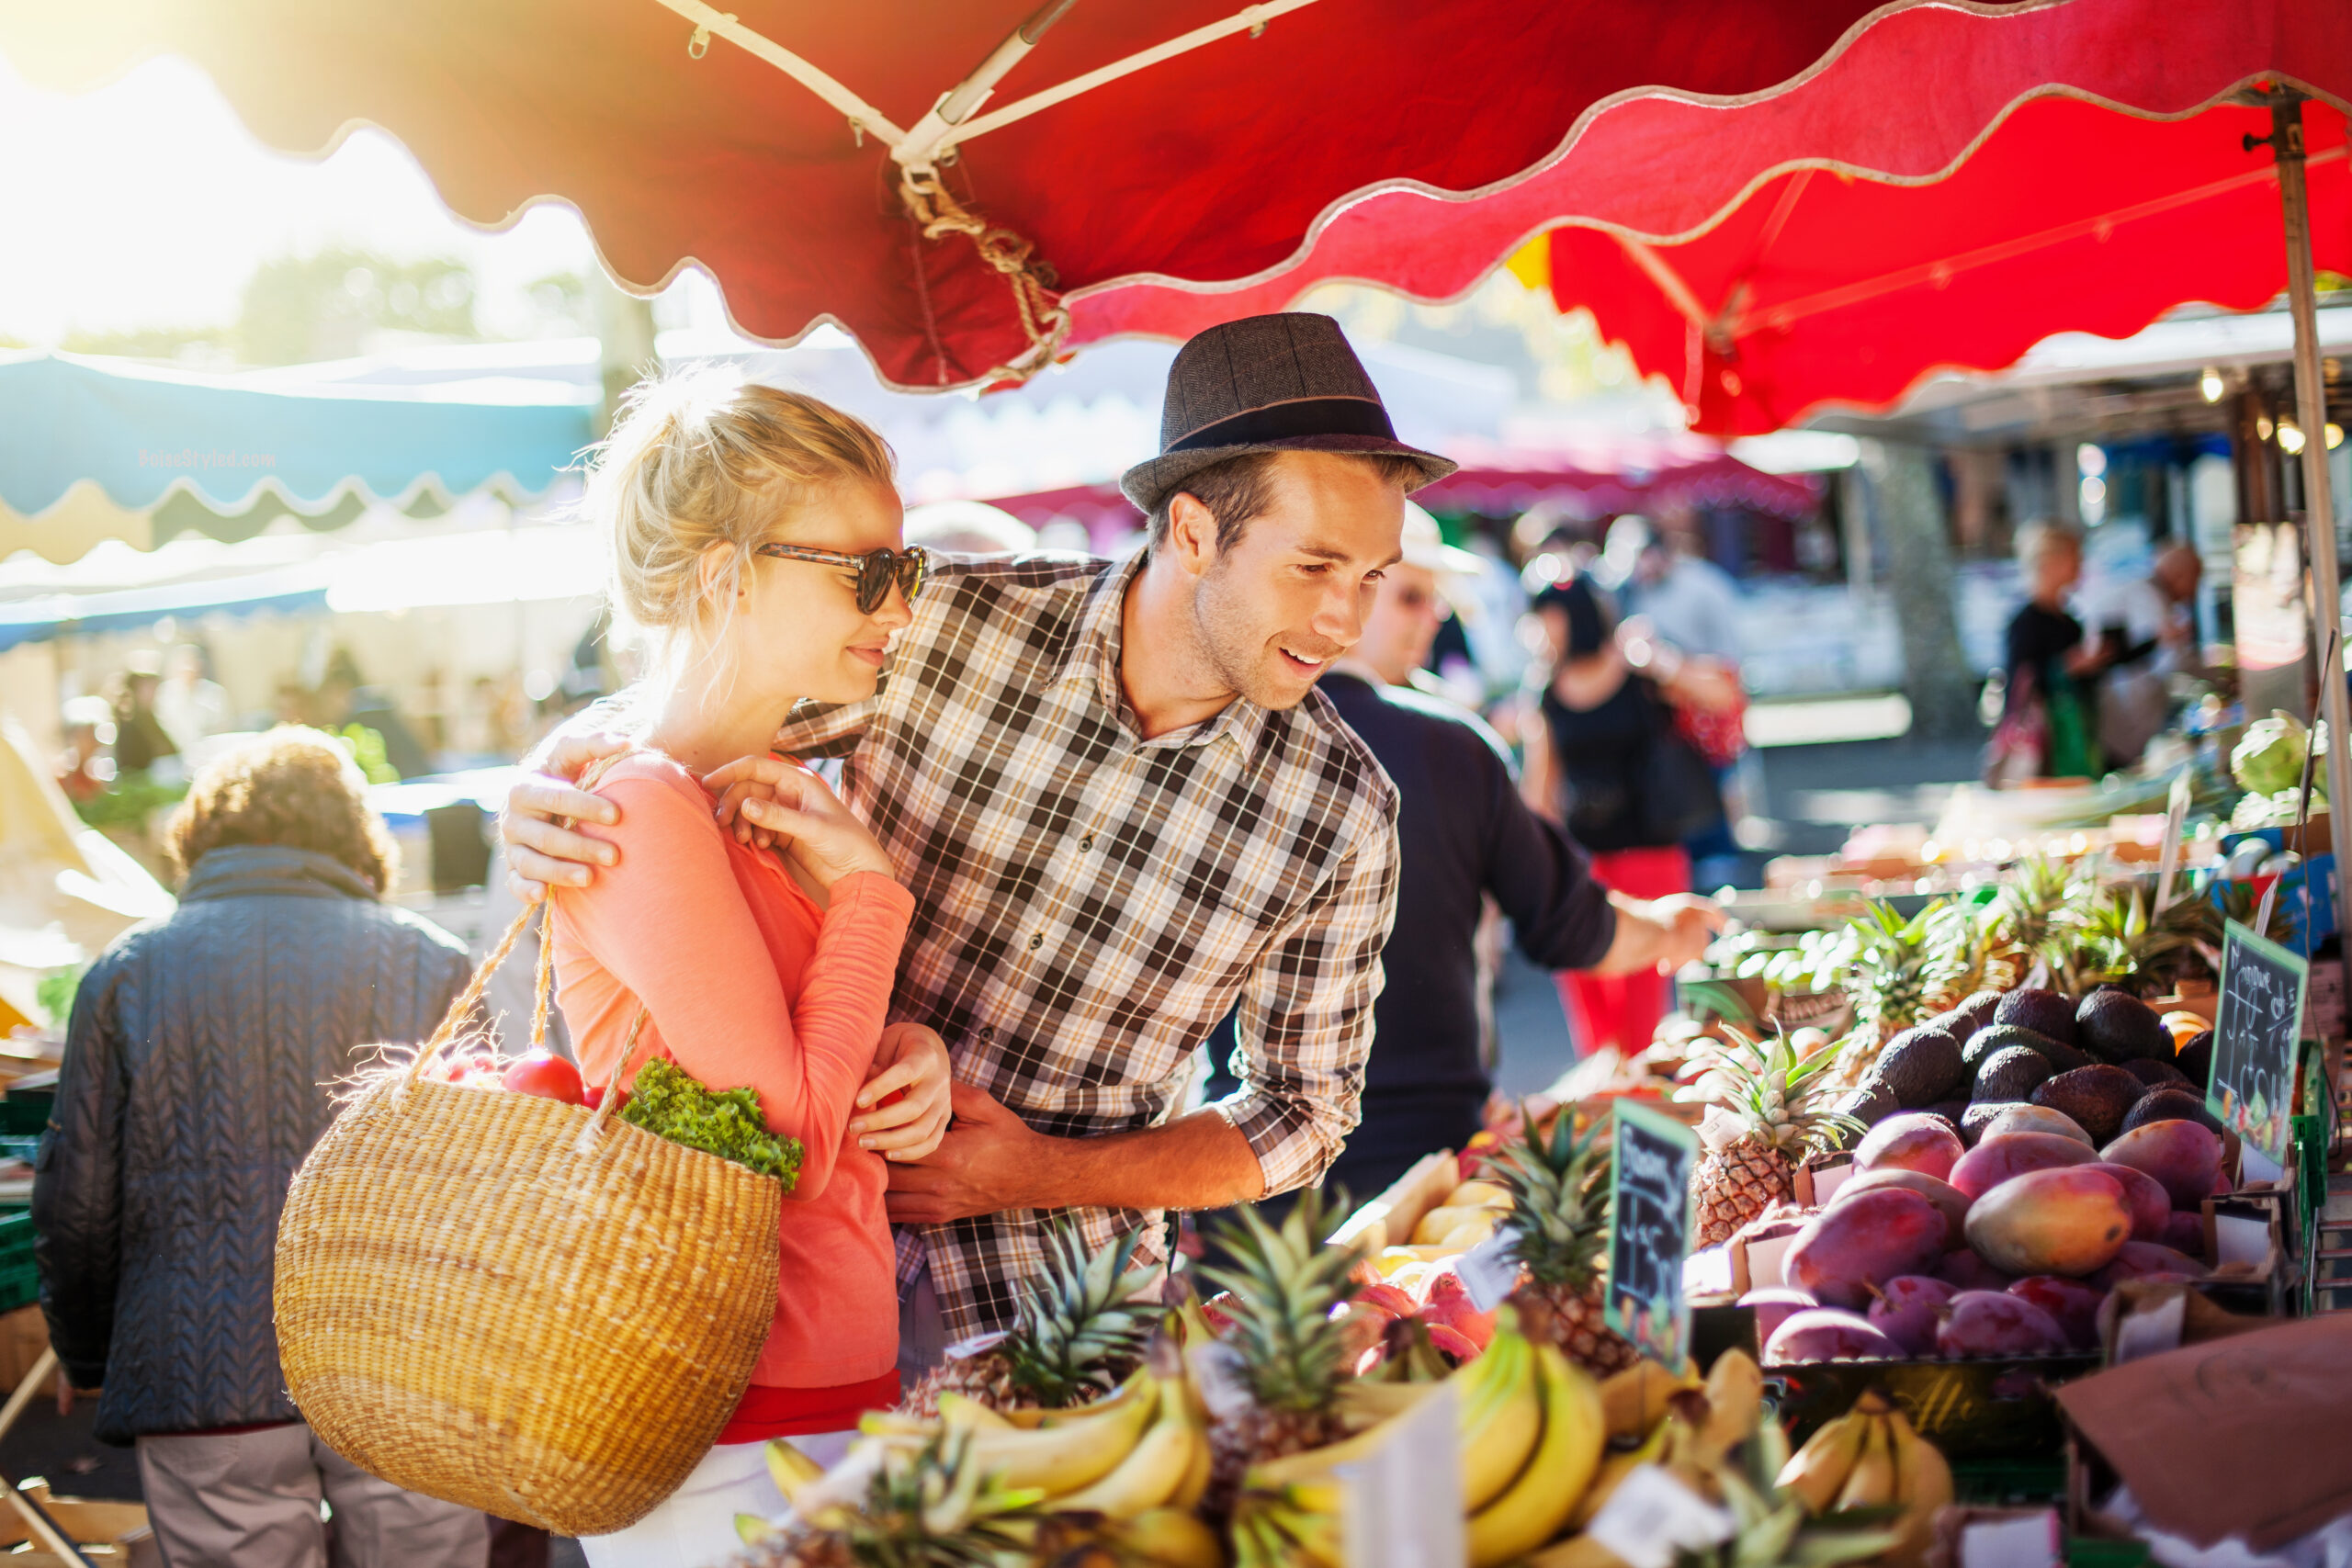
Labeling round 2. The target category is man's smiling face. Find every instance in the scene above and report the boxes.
[1189,451,1407,711]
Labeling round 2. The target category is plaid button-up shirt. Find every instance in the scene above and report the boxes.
[774,548,1400,1338]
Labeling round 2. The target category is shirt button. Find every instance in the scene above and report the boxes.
[1028,933,1044,951]
[1080,833,1094,850]
[980,1026,996,1042]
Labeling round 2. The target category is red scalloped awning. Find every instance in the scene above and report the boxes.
[1538,95,2352,435]
[1066,0,2352,434]
[0,0,1929,391]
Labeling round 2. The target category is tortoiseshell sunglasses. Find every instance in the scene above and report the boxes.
[755,542,929,613]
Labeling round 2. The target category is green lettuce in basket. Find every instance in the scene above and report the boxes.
[617,1058,802,1189]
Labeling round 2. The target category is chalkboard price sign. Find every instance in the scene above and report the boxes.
[1605,1100,1701,1370]
[2208,919,2308,1167]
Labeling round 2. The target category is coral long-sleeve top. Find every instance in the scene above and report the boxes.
[548,753,911,1390]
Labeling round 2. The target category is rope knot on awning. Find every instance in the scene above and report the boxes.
[899,167,1069,384]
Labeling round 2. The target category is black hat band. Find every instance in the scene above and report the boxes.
[1167,395,1396,455]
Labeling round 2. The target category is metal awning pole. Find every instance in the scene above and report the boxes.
[2268,95,2352,1015]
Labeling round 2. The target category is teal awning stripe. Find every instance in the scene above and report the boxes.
[1,353,596,513]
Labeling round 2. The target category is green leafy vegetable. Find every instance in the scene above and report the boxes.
[617,1058,802,1188]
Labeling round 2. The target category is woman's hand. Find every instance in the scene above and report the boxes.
[703,754,897,894]
[850,1022,954,1162]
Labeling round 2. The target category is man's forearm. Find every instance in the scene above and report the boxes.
[1590,892,1665,976]
[1029,1109,1268,1211]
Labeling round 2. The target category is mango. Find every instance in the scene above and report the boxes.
[1964,1166,2131,1277]
[2007,1276,2105,1349]
[1866,1275,1955,1357]
[1856,1114,1965,1180]
[1832,1168,1970,1249]
[1763,1307,1901,1366]
[2098,1119,2222,1208]
[1785,1188,1948,1309]
[1935,1290,2069,1357]
[2090,1240,2210,1290]
[1948,1131,2097,1201]
[2085,1161,2169,1241]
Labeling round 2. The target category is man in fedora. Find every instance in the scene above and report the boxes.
[504,314,1450,1352]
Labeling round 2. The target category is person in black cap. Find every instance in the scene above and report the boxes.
[500,313,1443,1355]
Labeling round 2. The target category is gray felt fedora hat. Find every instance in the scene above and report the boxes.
[1119,312,1456,514]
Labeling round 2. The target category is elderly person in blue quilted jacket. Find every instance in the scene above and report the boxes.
[32,728,487,1568]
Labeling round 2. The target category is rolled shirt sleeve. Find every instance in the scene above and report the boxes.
[1212,803,1401,1197]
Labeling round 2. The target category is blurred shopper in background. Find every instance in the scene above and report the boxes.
[1523,572,1732,1056]
[107,654,179,778]
[55,694,116,805]
[1602,515,1750,886]
[32,728,487,1568]
[1988,520,2106,784]
[1247,508,1717,1200]
[153,643,228,758]
[2086,540,2203,767]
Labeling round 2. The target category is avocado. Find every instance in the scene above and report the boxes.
[2076,990,2173,1063]
[1872,1026,1965,1108]
[2120,1056,2192,1090]
[1973,1044,2055,1103]
[1951,989,2005,1039]
[1993,987,2078,1046]
[1924,1098,1970,1132]
[1838,1082,1900,1130]
[2176,1030,2214,1089]
[2030,1065,2145,1143]
[1965,1024,2089,1075]
[1960,1101,2011,1145]
[2120,1087,2224,1136]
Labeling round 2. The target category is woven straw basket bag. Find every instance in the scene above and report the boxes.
[274,901,784,1536]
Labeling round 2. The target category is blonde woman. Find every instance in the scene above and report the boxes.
[544,368,952,1564]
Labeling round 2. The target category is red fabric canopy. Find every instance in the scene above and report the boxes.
[1,0,1918,390]
[1068,0,2352,393]
[1540,95,2352,434]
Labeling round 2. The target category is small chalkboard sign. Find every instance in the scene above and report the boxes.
[2208,919,2308,1167]
[1606,1100,1701,1370]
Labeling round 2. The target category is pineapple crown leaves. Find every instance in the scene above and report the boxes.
[1697,1028,1864,1155]
[1482,1111,1612,1292]
[1197,1188,1364,1415]
[1834,897,1973,1023]
[1002,1218,1159,1404]
[842,1431,1043,1568]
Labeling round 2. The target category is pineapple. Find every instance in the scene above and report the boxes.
[1978,855,2089,992]
[2044,884,2193,996]
[907,1218,1158,1416]
[739,1431,1041,1568]
[1483,1114,1638,1378]
[1197,1189,1363,1467]
[1690,1029,1861,1247]
[1837,898,1973,1044]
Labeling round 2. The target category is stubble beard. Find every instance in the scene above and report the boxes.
[1193,559,1309,712]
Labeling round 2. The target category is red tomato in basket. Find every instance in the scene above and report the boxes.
[502,1051,585,1105]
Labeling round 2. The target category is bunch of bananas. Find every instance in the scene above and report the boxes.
[1773,1391,1952,1568]
[1230,1308,1608,1568]
[747,1342,1221,1567]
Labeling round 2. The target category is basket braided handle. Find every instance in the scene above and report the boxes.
[404,750,658,1118]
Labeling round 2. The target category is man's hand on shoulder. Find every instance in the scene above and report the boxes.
[498,721,632,902]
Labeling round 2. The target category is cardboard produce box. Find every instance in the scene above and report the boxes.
[2062,1315,2352,1554]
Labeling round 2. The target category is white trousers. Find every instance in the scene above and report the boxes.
[579,1432,855,1568]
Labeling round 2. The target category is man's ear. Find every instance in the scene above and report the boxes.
[1163,493,1219,579]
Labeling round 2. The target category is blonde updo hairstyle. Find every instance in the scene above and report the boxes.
[586,365,897,668]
